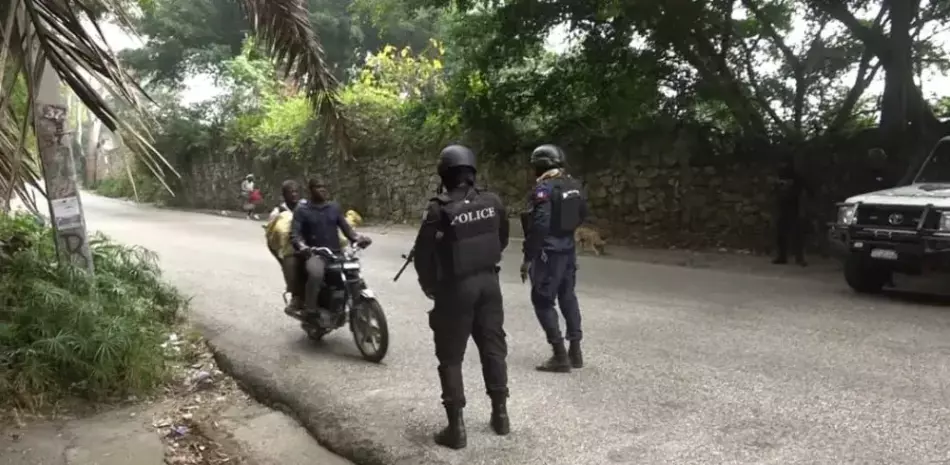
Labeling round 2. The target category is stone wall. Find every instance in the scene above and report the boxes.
[105,132,890,253]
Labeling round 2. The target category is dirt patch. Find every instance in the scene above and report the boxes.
[153,332,257,464]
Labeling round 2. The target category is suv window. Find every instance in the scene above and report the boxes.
[915,140,950,183]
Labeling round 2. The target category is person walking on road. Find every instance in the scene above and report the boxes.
[240,174,261,220]
[521,144,588,373]
[412,144,511,449]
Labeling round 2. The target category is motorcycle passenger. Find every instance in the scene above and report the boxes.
[290,179,371,326]
[413,144,511,449]
[264,180,307,312]
[521,144,589,373]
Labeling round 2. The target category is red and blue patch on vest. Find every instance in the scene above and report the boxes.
[533,186,550,203]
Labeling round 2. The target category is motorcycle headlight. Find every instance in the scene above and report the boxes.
[940,212,950,231]
[837,204,857,225]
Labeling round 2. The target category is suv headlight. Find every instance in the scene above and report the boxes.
[940,212,950,231]
[837,204,857,225]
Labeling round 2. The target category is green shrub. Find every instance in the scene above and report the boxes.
[0,212,189,409]
[94,177,135,198]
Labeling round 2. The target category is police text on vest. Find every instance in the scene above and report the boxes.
[451,207,496,225]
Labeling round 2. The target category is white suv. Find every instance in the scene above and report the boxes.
[829,137,950,293]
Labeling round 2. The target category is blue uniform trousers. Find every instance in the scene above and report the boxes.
[529,250,582,344]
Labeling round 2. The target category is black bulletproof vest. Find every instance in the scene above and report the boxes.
[549,177,583,236]
[434,189,502,279]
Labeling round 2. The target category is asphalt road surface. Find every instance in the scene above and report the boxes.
[81,194,950,465]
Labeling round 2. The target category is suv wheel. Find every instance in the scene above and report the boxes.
[844,254,891,294]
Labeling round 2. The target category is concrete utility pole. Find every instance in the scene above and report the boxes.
[33,61,94,272]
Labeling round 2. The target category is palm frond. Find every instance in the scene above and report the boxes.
[239,0,352,158]
[1,0,181,213]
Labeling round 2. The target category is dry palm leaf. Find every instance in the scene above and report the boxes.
[1,0,177,212]
[1,0,351,214]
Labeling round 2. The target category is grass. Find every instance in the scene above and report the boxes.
[0,212,190,410]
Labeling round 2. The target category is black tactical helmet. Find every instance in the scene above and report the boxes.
[530,144,566,170]
[438,144,477,177]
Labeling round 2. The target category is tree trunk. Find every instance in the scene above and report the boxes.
[84,117,101,187]
[879,0,916,141]
[34,62,94,272]
[889,0,944,185]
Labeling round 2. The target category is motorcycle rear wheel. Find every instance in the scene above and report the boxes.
[350,298,389,363]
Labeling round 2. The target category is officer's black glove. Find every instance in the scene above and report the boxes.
[520,261,531,283]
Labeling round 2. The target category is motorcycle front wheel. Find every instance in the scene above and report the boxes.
[350,298,389,363]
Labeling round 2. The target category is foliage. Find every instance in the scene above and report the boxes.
[95,177,137,199]
[122,0,446,85]
[0,212,189,408]
[338,41,458,154]
[221,39,313,151]
[97,0,950,199]
[2,0,355,217]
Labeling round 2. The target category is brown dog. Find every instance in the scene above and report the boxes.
[575,225,606,255]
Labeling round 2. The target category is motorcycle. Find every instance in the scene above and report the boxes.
[283,242,390,363]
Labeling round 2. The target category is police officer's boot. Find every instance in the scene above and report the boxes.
[489,397,510,436]
[536,342,571,373]
[434,406,467,449]
[568,340,584,369]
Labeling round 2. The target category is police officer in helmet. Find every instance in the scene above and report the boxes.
[413,144,511,449]
[521,144,589,373]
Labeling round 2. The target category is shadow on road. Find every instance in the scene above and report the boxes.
[289,333,389,366]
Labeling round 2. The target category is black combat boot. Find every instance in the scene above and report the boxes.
[434,406,467,449]
[490,397,510,436]
[536,342,571,373]
[568,340,584,369]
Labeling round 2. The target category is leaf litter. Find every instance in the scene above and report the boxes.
[153,331,253,465]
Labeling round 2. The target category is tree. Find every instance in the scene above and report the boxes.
[1,0,352,269]
[808,0,950,181]
[120,0,446,86]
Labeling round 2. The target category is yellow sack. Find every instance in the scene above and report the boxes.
[339,209,363,249]
[265,210,294,258]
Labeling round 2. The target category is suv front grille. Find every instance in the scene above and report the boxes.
[856,204,937,229]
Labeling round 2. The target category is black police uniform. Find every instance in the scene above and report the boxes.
[773,163,808,265]
[413,145,511,449]
[522,145,588,373]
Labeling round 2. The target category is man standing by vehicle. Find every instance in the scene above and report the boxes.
[290,179,370,326]
[413,144,510,449]
[772,156,809,266]
[521,144,588,373]
[265,180,307,312]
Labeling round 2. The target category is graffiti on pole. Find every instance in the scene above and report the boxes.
[35,102,93,271]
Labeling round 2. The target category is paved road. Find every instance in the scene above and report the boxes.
[82,194,950,465]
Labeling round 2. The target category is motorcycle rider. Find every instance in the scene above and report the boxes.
[413,144,511,449]
[521,144,589,373]
[265,180,307,312]
[290,178,371,326]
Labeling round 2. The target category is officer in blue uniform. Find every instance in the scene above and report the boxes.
[520,144,588,373]
[413,144,511,449]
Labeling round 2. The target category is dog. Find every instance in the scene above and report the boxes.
[339,209,364,248]
[575,225,607,256]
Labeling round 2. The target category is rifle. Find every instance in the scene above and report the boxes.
[393,183,443,282]
[393,247,414,282]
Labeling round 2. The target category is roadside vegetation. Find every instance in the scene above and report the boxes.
[0,212,189,410]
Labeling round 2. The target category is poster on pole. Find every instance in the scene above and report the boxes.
[51,196,83,230]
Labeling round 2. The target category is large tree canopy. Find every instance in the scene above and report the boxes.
[120,0,446,85]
